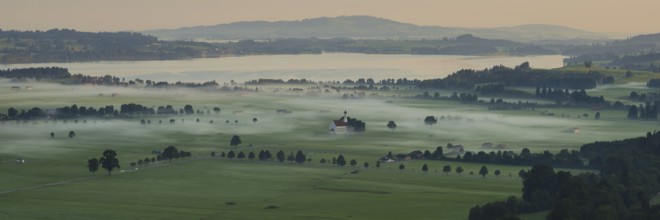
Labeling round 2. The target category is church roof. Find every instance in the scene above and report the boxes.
[333,119,348,126]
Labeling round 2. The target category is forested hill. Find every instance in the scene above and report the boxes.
[418,62,613,90]
[0,29,221,63]
[142,15,610,42]
[562,32,660,72]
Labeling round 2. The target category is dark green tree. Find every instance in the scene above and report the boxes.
[422,163,429,173]
[386,120,397,132]
[227,150,236,160]
[375,161,381,169]
[276,150,285,162]
[287,151,295,163]
[87,158,99,175]
[443,165,452,175]
[230,135,242,147]
[594,112,601,120]
[184,104,194,114]
[68,130,76,138]
[350,159,357,167]
[237,151,245,159]
[495,170,501,177]
[248,152,255,161]
[424,116,437,126]
[162,146,179,162]
[479,165,489,178]
[398,164,405,172]
[50,132,54,138]
[363,162,369,169]
[337,155,346,167]
[432,146,444,159]
[294,150,306,164]
[99,149,120,176]
[627,105,639,119]
[320,158,327,165]
[7,107,18,118]
[456,166,464,176]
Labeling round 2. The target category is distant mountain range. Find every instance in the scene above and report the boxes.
[142,16,617,43]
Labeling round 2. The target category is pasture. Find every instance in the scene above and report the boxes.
[1,79,657,219]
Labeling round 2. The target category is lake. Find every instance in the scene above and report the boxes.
[0,53,565,83]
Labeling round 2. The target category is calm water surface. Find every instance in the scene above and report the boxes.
[0,53,565,83]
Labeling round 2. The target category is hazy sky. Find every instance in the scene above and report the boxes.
[1,0,658,34]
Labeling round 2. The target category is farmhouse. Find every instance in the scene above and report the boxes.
[565,127,581,134]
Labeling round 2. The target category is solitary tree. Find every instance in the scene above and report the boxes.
[440,165,450,175]
[320,158,327,165]
[594,112,601,120]
[230,135,242,147]
[479,165,489,178]
[210,151,216,157]
[276,150,285,162]
[386,121,397,132]
[495,170,501,177]
[424,116,437,127]
[248,152,256,161]
[87,158,99,175]
[375,161,381,169]
[68,130,76,139]
[99,149,120,176]
[350,159,357,168]
[237,151,246,160]
[398,164,406,172]
[456,166,464,176]
[162,146,179,162]
[337,155,347,167]
[422,164,429,173]
[252,118,258,123]
[50,132,54,138]
[363,162,369,169]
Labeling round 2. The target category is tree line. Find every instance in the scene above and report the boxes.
[3,103,217,120]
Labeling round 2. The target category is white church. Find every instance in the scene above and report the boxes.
[329,110,352,134]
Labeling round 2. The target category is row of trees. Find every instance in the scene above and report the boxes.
[4,103,218,120]
[627,102,659,120]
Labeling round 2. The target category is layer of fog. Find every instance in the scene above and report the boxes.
[1,79,644,160]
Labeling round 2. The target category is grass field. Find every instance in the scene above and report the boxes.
[1,79,658,219]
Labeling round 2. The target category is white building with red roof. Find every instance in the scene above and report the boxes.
[329,110,351,134]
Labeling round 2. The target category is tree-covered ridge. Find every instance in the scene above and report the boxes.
[0,29,562,64]
[418,62,613,90]
[468,131,660,220]
[0,29,219,63]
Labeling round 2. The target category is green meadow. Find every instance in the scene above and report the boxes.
[1,79,658,219]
